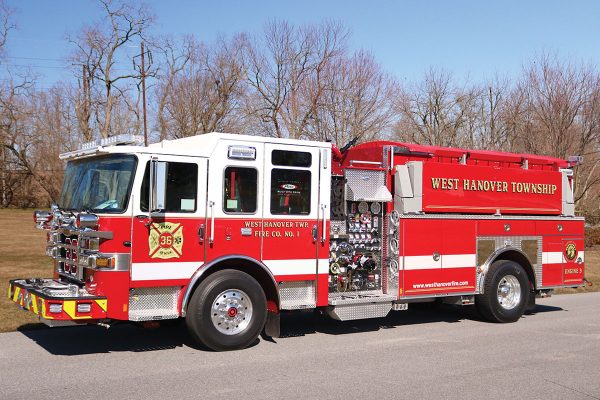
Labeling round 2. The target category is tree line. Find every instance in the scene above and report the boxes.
[0,0,598,222]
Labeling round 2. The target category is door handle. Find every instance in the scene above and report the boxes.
[320,204,327,244]
[209,201,215,245]
[311,225,318,242]
[198,224,205,244]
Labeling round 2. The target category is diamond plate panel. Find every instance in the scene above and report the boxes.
[476,236,542,292]
[129,286,180,321]
[345,169,392,202]
[279,281,316,310]
[327,302,392,321]
[330,220,347,236]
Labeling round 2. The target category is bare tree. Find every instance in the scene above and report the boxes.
[157,34,247,138]
[154,35,195,140]
[69,0,154,139]
[310,49,399,146]
[0,0,14,206]
[510,55,593,158]
[394,68,479,147]
[0,0,14,59]
[1,80,78,205]
[245,20,347,139]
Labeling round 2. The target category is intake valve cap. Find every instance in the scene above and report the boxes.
[330,263,341,274]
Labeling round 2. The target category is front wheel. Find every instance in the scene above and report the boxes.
[475,260,529,323]
[186,270,267,351]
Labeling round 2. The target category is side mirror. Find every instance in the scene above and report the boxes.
[149,160,167,213]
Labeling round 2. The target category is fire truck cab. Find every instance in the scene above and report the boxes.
[9,132,585,351]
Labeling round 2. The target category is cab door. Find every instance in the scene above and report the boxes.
[130,155,207,285]
[205,140,264,264]
[261,143,330,305]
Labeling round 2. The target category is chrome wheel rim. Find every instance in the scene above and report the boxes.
[210,289,253,335]
[497,275,521,310]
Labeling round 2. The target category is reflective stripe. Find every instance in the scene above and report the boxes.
[63,300,93,320]
[30,294,38,314]
[402,254,476,270]
[263,259,328,276]
[95,299,108,312]
[12,286,21,303]
[542,251,585,264]
[131,262,203,281]
[402,255,440,270]
[442,254,477,268]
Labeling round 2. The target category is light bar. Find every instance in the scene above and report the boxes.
[567,155,583,166]
[228,145,256,160]
[81,134,144,150]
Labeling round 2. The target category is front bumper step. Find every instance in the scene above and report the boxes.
[8,279,107,325]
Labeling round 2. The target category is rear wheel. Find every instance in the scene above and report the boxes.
[186,270,267,351]
[476,260,529,323]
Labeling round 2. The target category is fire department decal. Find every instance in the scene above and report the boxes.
[148,222,184,259]
[564,241,577,262]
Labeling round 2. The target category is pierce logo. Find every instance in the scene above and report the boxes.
[281,184,297,190]
[564,242,577,261]
[149,222,184,259]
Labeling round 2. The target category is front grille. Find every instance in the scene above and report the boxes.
[48,231,91,282]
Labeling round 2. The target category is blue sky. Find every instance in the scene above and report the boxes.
[2,0,600,87]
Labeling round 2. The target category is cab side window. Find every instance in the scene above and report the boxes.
[140,162,198,212]
[223,167,258,214]
[270,150,312,215]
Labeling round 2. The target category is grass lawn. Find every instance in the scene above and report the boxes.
[0,209,598,332]
[1,209,53,332]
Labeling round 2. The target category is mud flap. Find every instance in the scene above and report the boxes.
[263,311,280,338]
[526,290,536,313]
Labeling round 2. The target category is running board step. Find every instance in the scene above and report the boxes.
[327,294,398,321]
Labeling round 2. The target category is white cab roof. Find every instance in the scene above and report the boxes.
[61,132,331,160]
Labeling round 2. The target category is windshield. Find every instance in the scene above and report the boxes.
[59,154,137,213]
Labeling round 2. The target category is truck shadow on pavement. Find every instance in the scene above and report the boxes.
[18,303,563,355]
[277,303,563,338]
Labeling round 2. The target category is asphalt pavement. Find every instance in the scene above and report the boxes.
[1,292,599,400]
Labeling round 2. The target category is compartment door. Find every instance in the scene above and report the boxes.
[562,238,585,285]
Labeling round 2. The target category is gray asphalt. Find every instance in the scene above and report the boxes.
[1,292,599,400]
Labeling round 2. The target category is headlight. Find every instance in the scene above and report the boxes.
[49,303,63,313]
[33,210,52,223]
[77,303,91,313]
[76,213,99,229]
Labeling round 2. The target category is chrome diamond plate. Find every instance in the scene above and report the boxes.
[279,281,316,310]
[330,220,347,236]
[476,236,542,292]
[345,169,392,202]
[327,302,392,321]
[128,286,180,321]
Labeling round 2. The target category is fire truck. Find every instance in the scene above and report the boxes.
[8,133,585,351]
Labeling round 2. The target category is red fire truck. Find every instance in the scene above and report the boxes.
[8,133,585,350]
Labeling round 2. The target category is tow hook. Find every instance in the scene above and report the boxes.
[583,278,593,287]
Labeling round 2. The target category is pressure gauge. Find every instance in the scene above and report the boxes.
[370,202,381,214]
[358,201,369,213]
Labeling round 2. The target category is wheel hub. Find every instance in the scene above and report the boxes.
[497,275,522,310]
[210,289,253,335]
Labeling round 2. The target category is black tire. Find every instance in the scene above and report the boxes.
[475,260,529,323]
[186,269,267,351]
